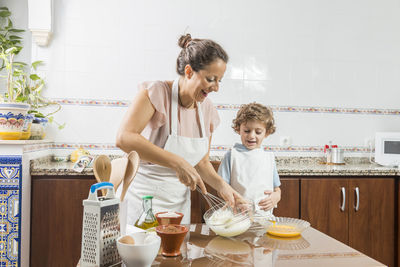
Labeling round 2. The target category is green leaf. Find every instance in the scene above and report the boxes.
[13,61,27,67]
[9,35,22,40]
[5,47,17,54]
[58,123,66,130]
[7,18,12,28]
[0,7,10,11]
[31,60,43,70]
[15,95,26,102]
[0,11,11,17]
[48,117,54,123]
[30,74,40,81]
[8,29,24,33]
[35,113,45,118]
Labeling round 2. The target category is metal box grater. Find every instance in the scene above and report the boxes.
[80,182,121,267]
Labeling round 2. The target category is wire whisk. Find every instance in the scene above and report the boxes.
[196,186,226,209]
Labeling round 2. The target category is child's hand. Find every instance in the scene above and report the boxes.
[258,190,281,211]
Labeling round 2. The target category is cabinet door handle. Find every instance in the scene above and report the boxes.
[340,187,346,211]
[355,187,360,211]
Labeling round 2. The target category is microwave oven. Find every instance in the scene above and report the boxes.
[375,132,400,166]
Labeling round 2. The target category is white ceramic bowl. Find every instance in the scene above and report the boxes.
[117,232,161,267]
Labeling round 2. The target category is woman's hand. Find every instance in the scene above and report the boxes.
[217,182,245,207]
[173,157,207,193]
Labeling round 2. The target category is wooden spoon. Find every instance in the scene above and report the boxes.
[120,151,140,201]
[109,157,128,191]
[93,155,111,195]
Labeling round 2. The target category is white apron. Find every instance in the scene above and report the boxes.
[121,77,209,225]
[230,146,275,217]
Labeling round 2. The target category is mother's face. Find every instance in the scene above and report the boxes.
[185,58,226,102]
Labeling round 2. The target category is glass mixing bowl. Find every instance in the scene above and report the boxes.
[204,201,254,237]
[258,217,310,237]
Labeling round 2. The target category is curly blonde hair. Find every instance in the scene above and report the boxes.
[232,102,276,135]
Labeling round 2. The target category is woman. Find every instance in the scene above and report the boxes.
[116,34,242,224]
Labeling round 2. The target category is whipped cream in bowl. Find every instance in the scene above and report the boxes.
[204,202,253,237]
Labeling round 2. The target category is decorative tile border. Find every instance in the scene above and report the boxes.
[51,143,120,150]
[52,98,129,107]
[211,145,373,153]
[215,104,400,115]
[23,142,373,154]
[49,98,400,116]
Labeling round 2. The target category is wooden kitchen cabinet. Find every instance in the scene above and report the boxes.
[301,177,395,267]
[273,178,300,218]
[30,176,96,267]
[348,179,395,267]
[301,178,349,243]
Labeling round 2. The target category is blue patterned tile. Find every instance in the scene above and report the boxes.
[0,156,21,266]
[0,156,21,190]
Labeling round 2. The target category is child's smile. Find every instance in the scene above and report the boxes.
[239,120,268,149]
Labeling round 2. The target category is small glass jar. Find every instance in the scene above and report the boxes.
[134,196,159,230]
[39,117,48,139]
[20,114,34,140]
[29,118,45,140]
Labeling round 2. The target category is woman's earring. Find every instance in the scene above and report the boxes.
[185,65,193,79]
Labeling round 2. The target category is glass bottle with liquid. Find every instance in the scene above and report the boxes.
[134,195,159,230]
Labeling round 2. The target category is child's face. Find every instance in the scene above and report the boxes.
[239,120,268,150]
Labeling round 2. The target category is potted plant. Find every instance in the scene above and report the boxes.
[0,7,30,140]
[0,46,30,140]
[14,61,65,139]
[0,6,63,140]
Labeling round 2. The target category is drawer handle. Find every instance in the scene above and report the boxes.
[355,187,360,211]
[340,187,346,212]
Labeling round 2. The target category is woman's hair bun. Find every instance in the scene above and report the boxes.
[178,33,192,48]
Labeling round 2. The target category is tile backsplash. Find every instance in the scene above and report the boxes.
[8,0,400,156]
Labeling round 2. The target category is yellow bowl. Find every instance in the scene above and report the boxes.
[0,131,22,140]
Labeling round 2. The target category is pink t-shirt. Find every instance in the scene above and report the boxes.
[139,81,220,149]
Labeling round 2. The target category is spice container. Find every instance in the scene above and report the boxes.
[324,145,332,163]
[331,146,344,164]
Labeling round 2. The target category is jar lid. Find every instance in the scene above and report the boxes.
[142,196,153,200]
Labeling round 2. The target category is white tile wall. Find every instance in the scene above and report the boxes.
[10,0,400,155]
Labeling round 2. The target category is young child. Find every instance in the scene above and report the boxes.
[218,102,281,217]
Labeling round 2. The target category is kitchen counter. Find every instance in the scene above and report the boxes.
[77,224,385,267]
[30,155,400,177]
[155,224,385,267]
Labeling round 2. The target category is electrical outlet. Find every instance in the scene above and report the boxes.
[280,136,291,147]
[364,138,374,148]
